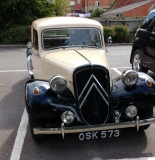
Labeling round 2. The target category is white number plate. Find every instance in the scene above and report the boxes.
[78,130,120,140]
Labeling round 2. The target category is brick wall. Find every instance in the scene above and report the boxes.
[123,1,155,17]
[87,0,114,6]
[85,0,114,12]
[74,0,83,11]
[113,0,145,9]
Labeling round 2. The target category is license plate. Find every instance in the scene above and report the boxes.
[78,130,120,140]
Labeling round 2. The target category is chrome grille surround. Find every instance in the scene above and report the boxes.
[73,65,110,125]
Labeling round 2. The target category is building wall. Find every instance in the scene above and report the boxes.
[87,0,114,6]
[74,0,83,11]
[113,0,145,9]
[123,1,155,17]
[74,0,115,13]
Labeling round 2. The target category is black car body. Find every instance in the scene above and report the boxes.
[130,9,155,73]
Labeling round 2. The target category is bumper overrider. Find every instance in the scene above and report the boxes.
[34,116,155,139]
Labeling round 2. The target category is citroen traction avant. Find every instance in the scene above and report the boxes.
[25,16,155,142]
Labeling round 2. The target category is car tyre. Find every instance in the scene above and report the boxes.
[29,117,44,142]
[139,107,153,131]
[132,49,148,73]
[139,124,150,131]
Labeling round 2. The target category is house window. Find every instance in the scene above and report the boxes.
[77,0,80,4]
[95,1,100,6]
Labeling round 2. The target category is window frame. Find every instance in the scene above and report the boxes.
[41,27,103,51]
[33,29,39,50]
[141,11,155,30]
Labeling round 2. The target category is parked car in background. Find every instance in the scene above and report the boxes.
[130,9,155,73]
[26,16,155,142]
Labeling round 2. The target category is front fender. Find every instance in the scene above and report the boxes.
[25,79,81,121]
[111,72,155,109]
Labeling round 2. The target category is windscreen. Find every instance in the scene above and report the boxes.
[42,28,102,49]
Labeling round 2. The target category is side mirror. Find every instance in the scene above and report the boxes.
[27,42,33,49]
[106,37,112,52]
[108,36,112,44]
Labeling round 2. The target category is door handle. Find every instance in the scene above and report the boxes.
[34,52,39,56]
[150,37,154,41]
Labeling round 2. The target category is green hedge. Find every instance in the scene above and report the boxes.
[0,25,31,44]
[103,25,130,43]
[111,25,130,43]
[103,26,116,43]
[0,24,130,44]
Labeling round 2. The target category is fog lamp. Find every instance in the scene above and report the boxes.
[121,70,138,87]
[125,105,138,118]
[61,111,74,124]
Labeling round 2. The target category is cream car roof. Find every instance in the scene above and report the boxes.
[32,16,105,53]
[32,16,103,31]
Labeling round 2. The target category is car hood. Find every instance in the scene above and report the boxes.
[44,48,109,94]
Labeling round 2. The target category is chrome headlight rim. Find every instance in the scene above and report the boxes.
[49,75,67,93]
[121,70,138,87]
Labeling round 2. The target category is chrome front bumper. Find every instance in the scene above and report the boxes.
[33,116,155,139]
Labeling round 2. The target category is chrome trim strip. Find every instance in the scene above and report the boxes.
[93,83,109,106]
[79,82,109,109]
[93,75,108,97]
[78,74,108,101]
[78,75,93,100]
[79,83,94,109]
[136,116,139,132]
[61,123,65,139]
[33,117,155,135]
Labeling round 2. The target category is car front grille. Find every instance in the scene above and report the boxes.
[73,65,110,125]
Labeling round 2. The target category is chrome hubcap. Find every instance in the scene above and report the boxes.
[133,54,140,71]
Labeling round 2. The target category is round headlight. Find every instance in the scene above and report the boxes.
[121,70,138,87]
[61,111,74,124]
[125,105,138,118]
[50,76,67,93]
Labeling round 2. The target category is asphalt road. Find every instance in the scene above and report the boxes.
[0,45,155,160]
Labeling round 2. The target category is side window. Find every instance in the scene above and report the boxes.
[152,26,155,33]
[141,12,155,29]
[77,0,80,4]
[33,29,38,50]
[148,19,155,33]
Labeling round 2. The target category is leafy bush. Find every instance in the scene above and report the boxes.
[91,8,104,18]
[54,0,70,16]
[0,25,31,44]
[111,25,130,43]
[0,0,55,26]
[103,26,116,43]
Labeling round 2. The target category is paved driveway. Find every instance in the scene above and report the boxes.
[0,46,155,160]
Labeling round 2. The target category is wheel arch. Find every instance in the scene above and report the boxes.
[130,44,142,63]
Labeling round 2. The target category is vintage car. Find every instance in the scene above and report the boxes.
[25,16,155,142]
[130,9,155,73]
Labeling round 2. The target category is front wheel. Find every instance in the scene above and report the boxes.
[139,107,153,131]
[139,124,150,131]
[131,49,148,73]
[29,117,44,142]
